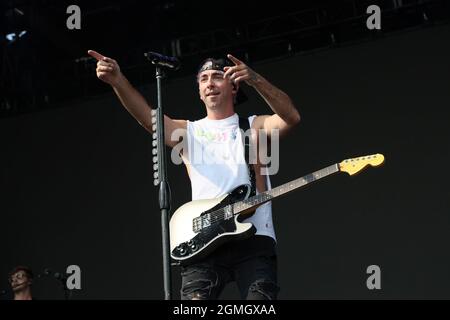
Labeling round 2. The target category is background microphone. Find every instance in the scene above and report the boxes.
[53,272,67,281]
[43,268,52,277]
[144,51,181,70]
[42,268,66,282]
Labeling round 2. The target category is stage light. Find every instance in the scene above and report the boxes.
[6,33,16,42]
[5,30,27,43]
[13,8,24,16]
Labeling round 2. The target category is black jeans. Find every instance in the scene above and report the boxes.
[180,235,279,300]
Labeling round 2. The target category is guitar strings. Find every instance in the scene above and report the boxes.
[195,171,326,230]
[197,181,304,229]
[196,192,272,229]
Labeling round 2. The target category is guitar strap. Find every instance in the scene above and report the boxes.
[239,116,257,197]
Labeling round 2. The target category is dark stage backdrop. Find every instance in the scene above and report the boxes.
[1,24,449,300]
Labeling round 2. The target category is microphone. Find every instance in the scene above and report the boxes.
[53,272,67,281]
[42,268,67,282]
[144,51,181,70]
[43,268,52,277]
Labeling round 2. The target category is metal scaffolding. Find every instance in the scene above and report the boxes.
[1,0,449,118]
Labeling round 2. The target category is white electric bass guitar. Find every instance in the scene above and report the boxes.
[169,154,385,264]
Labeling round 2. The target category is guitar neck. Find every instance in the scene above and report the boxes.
[233,164,340,214]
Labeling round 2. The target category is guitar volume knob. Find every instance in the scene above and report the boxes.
[177,244,188,256]
[188,240,198,252]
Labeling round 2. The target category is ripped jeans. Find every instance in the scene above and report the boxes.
[180,235,279,300]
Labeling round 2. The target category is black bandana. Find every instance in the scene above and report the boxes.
[197,58,232,74]
[197,57,248,105]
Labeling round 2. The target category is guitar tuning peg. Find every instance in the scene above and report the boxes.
[152,140,157,147]
[153,164,158,171]
[151,109,157,116]
[152,156,158,163]
[153,179,160,186]
[154,172,159,179]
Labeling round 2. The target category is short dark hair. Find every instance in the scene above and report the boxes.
[9,266,34,280]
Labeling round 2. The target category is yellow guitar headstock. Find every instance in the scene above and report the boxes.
[339,153,385,176]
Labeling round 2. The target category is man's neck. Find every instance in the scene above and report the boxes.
[206,105,235,120]
[14,289,32,300]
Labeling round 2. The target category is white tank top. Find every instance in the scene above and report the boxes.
[186,113,276,241]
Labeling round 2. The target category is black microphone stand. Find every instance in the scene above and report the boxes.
[42,269,71,300]
[62,283,71,301]
[55,274,71,301]
[150,63,173,300]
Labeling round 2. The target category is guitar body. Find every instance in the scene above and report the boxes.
[170,184,255,264]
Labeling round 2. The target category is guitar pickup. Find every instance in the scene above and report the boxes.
[224,205,233,220]
[202,214,211,228]
[192,213,212,232]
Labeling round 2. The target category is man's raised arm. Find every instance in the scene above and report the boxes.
[88,50,186,147]
[223,54,300,138]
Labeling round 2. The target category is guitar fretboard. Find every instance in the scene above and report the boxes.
[193,164,340,232]
[233,164,339,213]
